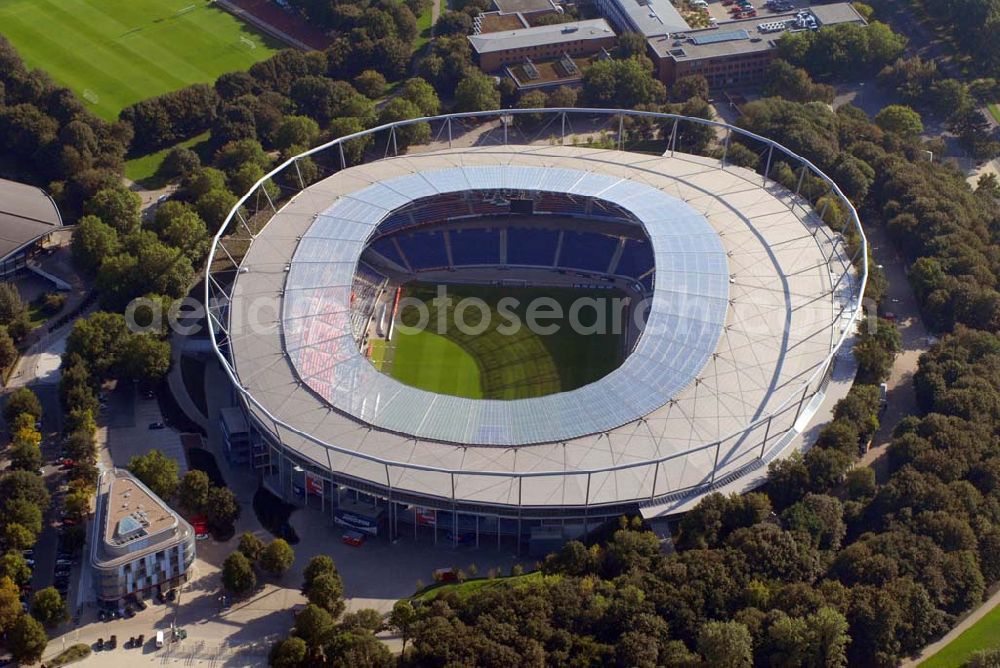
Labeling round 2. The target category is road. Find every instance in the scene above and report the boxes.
[857,222,930,482]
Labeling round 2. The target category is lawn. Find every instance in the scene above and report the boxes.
[389,327,484,398]
[412,571,549,602]
[921,601,1000,667]
[988,103,1000,125]
[387,282,625,400]
[0,0,281,121]
[124,131,211,187]
[413,0,435,52]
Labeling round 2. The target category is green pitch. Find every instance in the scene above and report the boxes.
[0,0,280,121]
[383,283,626,400]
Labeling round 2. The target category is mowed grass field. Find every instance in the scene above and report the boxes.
[920,601,1000,667]
[0,0,280,121]
[385,283,625,400]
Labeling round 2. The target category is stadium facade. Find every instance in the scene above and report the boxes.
[207,110,865,553]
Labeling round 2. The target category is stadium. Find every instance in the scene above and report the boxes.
[206,110,865,553]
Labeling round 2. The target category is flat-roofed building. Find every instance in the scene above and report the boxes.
[90,469,195,604]
[0,178,62,279]
[650,6,866,87]
[593,0,689,38]
[469,18,616,71]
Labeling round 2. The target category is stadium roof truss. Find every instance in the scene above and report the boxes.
[210,110,865,514]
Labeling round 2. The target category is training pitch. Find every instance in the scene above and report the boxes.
[0,0,280,121]
[383,283,626,400]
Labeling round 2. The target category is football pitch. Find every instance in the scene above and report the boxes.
[382,283,626,400]
[0,0,281,121]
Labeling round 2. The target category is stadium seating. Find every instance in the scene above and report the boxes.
[559,231,618,272]
[535,194,587,216]
[402,230,449,271]
[448,229,501,266]
[506,227,559,266]
[614,239,655,280]
[373,212,413,237]
[409,194,469,225]
[370,238,409,269]
[350,262,388,341]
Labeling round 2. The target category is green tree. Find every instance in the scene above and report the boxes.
[583,58,665,108]
[305,573,345,618]
[378,98,430,150]
[874,104,924,137]
[4,499,42,537]
[0,471,50,510]
[84,185,142,235]
[4,387,42,425]
[238,532,266,561]
[353,70,387,99]
[435,10,473,35]
[195,188,239,229]
[117,333,171,384]
[222,551,257,596]
[0,327,15,371]
[7,614,47,664]
[327,117,372,166]
[303,555,337,592]
[698,620,753,668]
[275,116,320,151]
[400,77,441,117]
[0,577,22,636]
[30,587,67,627]
[159,210,210,262]
[270,636,308,667]
[9,439,42,472]
[260,539,295,577]
[127,450,180,500]
[178,470,211,515]
[65,312,129,378]
[71,216,120,275]
[162,147,201,179]
[293,603,334,648]
[670,74,710,103]
[205,486,240,533]
[0,552,31,587]
[0,283,24,329]
[388,599,416,651]
[454,71,500,112]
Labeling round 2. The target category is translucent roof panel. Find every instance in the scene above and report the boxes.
[283,165,729,446]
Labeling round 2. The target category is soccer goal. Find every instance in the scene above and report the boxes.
[240,36,257,50]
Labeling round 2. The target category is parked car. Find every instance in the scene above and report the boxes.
[95,638,104,651]
[137,634,144,647]
[148,422,165,430]
[341,530,365,547]
[108,635,117,650]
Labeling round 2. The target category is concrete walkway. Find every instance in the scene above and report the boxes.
[857,222,930,482]
[903,586,1000,666]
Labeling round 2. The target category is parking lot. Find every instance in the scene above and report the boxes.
[704,0,809,23]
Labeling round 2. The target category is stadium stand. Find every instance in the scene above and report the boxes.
[559,231,618,272]
[402,230,449,270]
[350,262,388,342]
[506,227,559,266]
[370,237,410,269]
[535,194,587,216]
[448,228,501,266]
[614,238,655,281]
